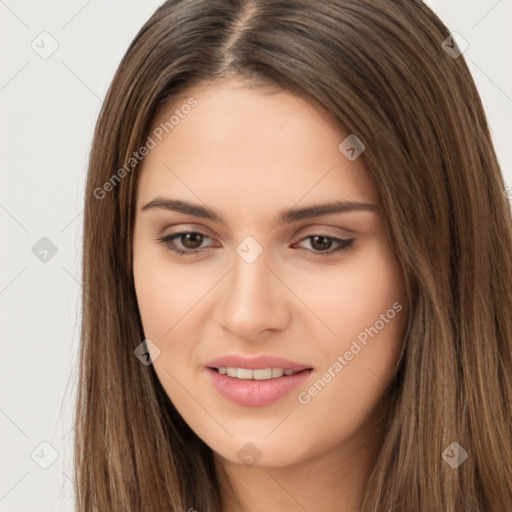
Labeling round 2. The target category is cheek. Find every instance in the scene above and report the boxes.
[287,239,406,350]
[338,245,406,369]
[133,241,208,340]
[133,262,174,338]
[297,241,407,408]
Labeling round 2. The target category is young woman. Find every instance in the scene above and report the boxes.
[75,1,512,510]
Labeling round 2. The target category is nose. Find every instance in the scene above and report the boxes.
[214,249,291,342]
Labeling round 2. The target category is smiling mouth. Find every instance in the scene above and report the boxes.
[209,367,312,381]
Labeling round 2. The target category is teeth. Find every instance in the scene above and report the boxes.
[253,368,272,380]
[216,367,301,380]
[237,368,253,380]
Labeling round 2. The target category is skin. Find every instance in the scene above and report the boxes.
[132,78,408,512]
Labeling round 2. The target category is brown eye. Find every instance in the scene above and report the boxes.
[179,232,205,249]
[310,235,334,251]
[294,235,355,256]
[157,231,212,256]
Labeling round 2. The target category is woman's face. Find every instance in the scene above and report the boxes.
[132,79,407,467]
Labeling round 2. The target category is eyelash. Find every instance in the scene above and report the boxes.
[156,232,355,257]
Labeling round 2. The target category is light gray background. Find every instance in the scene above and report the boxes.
[1,1,510,510]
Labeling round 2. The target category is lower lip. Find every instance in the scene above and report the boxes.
[206,368,313,407]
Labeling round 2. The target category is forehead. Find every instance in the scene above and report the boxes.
[135,80,379,216]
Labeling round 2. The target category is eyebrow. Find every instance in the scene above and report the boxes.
[140,197,379,224]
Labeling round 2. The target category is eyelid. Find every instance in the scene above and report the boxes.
[160,223,219,237]
[294,224,357,238]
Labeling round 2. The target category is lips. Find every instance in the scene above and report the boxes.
[205,354,313,372]
[204,354,314,407]
[206,368,312,407]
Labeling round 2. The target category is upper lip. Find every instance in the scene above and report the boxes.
[205,354,313,371]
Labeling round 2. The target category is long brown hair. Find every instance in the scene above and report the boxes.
[76,1,512,510]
